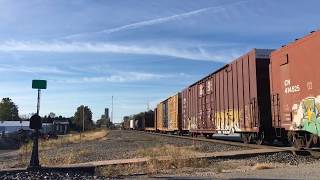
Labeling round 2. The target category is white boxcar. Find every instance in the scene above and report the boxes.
[129,119,135,130]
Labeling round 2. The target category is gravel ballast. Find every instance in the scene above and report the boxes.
[0,130,250,169]
[32,130,252,163]
[1,130,320,179]
[0,170,106,180]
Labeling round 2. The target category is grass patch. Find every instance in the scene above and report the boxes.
[96,145,209,177]
[136,145,199,158]
[136,145,208,171]
[13,148,92,167]
[13,129,108,168]
[19,129,108,153]
[40,148,91,166]
[252,163,274,170]
[97,163,146,177]
[97,158,209,177]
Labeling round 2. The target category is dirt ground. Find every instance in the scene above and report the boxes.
[0,130,251,169]
[1,130,320,179]
[124,159,320,179]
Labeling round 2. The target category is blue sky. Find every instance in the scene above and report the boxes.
[0,0,319,122]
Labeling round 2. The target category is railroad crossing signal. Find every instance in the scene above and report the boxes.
[28,80,47,169]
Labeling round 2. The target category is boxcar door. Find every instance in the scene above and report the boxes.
[279,54,292,128]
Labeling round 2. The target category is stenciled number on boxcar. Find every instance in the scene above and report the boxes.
[284,79,300,94]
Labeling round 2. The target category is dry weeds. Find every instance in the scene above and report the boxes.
[136,145,199,158]
[97,145,209,177]
[40,148,91,166]
[19,129,108,153]
[97,163,146,177]
[13,129,108,168]
[252,163,275,170]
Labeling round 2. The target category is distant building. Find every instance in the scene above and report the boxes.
[53,120,69,135]
[41,123,55,134]
[0,121,55,136]
[0,121,30,135]
[105,108,109,119]
[114,123,121,129]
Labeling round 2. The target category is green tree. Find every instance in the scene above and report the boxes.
[0,98,19,121]
[72,105,93,131]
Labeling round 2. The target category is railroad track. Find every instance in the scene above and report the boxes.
[2,129,318,179]
[132,130,320,155]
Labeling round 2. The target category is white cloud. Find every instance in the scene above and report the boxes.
[0,64,72,75]
[0,41,238,62]
[56,71,188,84]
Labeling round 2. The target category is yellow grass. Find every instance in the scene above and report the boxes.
[15,148,92,167]
[252,163,274,170]
[19,129,108,153]
[40,148,91,166]
[13,129,108,168]
[96,145,209,177]
[136,145,199,158]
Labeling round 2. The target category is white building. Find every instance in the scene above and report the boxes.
[53,121,69,135]
[0,121,30,134]
[0,121,54,135]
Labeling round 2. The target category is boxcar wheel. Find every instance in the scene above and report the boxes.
[255,133,264,145]
[288,132,304,149]
[241,133,251,144]
[306,134,318,148]
[205,134,213,139]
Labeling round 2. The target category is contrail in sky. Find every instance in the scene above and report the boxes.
[63,0,249,40]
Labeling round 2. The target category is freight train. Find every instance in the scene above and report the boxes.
[122,111,154,131]
[125,30,320,149]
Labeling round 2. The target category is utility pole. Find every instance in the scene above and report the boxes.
[80,105,84,143]
[111,96,113,123]
[82,105,85,132]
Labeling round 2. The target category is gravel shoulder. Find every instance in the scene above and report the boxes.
[0,130,250,169]
[216,162,320,180]
[135,153,320,179]
[39,130,251,163]
[1,130,320,179]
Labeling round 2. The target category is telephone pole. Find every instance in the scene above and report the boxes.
[111,96,113,123]
[82,105,85,132]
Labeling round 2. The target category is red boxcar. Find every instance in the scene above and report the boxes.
[182,86,198,133]
[182,49,273,143]
[270,30,320,148]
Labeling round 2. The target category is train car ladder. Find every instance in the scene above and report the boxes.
[272,94,282,137]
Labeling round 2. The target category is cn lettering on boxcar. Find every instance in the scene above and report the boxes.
[270,30,320,148]
[283,79,300,94]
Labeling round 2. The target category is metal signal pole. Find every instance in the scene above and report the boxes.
[29,80,46,170]
[29,89,41,169]
[37,89,40,114]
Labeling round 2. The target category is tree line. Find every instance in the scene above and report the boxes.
[0,98,19,121]
[0,97,113,131]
